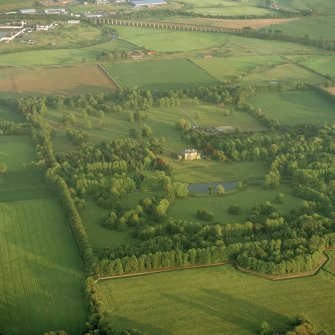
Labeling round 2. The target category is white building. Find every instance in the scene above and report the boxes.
[20,9,37,14]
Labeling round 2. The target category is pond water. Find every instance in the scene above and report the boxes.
[188,181,238,194]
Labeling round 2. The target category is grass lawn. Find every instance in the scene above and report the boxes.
[0,65,118,97]
[0,198,86,335]
[0,135,35,171]
[167,160,269,184]
[192,55,285,81]
[169,184,302,224]
[248,90,335,125]
[81,199,136,250]
[103,59,218,90]
[98,264,335,335]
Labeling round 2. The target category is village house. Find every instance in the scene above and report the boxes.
[177,149,201,161]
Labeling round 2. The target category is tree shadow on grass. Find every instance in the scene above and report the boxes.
[163,287,291,333]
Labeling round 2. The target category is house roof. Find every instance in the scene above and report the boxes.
[131,0,167,6]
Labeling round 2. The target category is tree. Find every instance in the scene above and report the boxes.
[0,162,7,173]
[216,184,225,194]
[257,321,271,335]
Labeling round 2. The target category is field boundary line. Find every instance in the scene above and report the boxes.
[95,261,231,282]
[188,58,222,82]
[97,63,122,89]
[284,56,330,80]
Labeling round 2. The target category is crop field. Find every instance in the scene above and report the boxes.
[242,62,325,85]
[98,265,335,335]
[169,184,303,225]
[103,59,218,90]
[0,135,35,171]
[114,26,319,54]
[0,65,118,97]
[115,26,230,52]
[0,198,86,335]
[165,16,298,29]
[248,90,335,125]
[0,39,134,67]
[276,0,335,11]
[193,55,285,81]
[225,34,319,54]
[175,0,275,16]
[0,170,52,203]
[269,14,335,41]
[0,0,33,10]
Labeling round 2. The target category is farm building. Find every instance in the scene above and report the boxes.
[130,0,167,7]
[44,8,67,14]
[177,149,201,161]
[19,9,37,14]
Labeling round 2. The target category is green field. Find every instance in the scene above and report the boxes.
[0,198,86,335]
[98,265,335,335]
[0,105,24,122]
[115,26,320,54]
[169,184,302,224]
[276,0,335,11]
[174,0,275,16]
[115,26,230,52]
[288,55,335,79]
[0,135,35,171]
[248,90,335,125]
[193,55,285,81]
[269,14,335,41]
[0,169,52,202]
[103,59,218,90]
[0,39,134,67]
[243,62,325,85]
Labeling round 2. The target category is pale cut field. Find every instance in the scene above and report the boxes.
[0,65,118,96]
[168,17,298,29]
